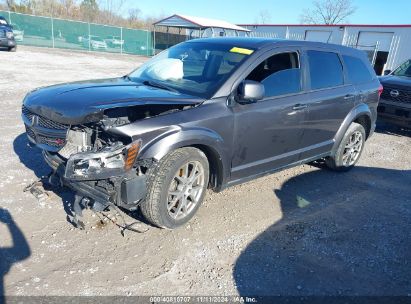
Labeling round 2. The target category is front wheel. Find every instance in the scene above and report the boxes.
[325,122,366,171]
[141,147,209,229]
[8,46,17,52]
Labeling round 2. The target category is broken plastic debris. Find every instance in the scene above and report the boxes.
[23,179,50,203]
[296,195,311,208]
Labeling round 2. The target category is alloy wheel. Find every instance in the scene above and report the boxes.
[342,131,363,166]
[167,161,205,220]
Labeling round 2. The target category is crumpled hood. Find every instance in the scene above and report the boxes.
[379,75,411,89]
[23,77,204,124]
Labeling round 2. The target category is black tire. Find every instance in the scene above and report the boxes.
[141,147,209,229]
[8,46,17,52]
[325,122,366,172]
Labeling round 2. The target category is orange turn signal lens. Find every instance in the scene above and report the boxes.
[124,140,141,170]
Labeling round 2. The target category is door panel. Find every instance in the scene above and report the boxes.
[298,48,356,160]
[230,93,308,181]
[229,47,309,182]
[299,85,356,159]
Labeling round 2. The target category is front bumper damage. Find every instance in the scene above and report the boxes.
[43,150,152,228]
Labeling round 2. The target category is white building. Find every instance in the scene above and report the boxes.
[239,23,411,75]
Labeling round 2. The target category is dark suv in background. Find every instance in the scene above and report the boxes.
[21,38,381,229]
[0,16,17,51]
[378,59,411,128]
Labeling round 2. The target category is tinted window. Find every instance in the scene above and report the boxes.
[307,50,344,90]
[343,55,374,83]
[246,52,301,97]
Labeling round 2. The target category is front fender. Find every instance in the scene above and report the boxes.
[331,103,372,154]
[138,126,230,187]
[139,127,223,158]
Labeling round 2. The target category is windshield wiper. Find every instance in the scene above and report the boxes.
[142,80,178,93]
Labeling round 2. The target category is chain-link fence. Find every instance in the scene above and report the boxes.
[0,10,153,56]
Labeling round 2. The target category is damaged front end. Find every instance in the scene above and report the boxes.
[21,78,203,228]
[44,134,149,211]
[22,103,157,211]
[41,123,152,218]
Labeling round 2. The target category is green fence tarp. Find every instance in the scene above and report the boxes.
[0,10,152,56]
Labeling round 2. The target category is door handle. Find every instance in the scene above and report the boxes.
[292,104,308,110]
[344,94,355,100]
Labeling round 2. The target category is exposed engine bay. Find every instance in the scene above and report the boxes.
[59,103,191,160]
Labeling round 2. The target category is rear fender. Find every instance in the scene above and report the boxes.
[331,103,372,154]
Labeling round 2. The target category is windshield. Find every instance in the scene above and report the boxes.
[392,60,411,77]
[129,42,253,98]
[0,19,8,25]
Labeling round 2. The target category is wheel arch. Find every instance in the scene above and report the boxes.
[353,114,372,139]
[138,128,230,191]
[190,144,225,191]
[332,104,372,154]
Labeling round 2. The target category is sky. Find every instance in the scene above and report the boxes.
[121,0,411,25]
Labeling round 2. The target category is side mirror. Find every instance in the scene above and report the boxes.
[383,70,391,75]
[237,80,265,103]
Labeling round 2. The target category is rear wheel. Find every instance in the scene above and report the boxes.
[325,122,366,171]
[141,147,209,229]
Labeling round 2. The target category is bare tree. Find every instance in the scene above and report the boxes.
[128,8,141,22]
[4,0,16,10]
[3,0,33,13]
[127,8,143,27]
[80,0,99,22]
[99,0,126,24]
[0,0,160,30]
[300,0,356,24]
[254,9,272,24]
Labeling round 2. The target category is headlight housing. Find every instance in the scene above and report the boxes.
[6,31,14,39]
[65,140,142,181]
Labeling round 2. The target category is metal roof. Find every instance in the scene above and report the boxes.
[154,14,251,32]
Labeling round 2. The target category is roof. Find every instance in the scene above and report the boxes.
[239,23,411,28]
[185,37,364,55]
[188,37,280,48]
[154,14,251,32]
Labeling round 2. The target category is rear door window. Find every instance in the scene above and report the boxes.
[343,55,375,83]
[307,50,344,90]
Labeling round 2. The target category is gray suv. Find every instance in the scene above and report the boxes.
[21,38,381,229]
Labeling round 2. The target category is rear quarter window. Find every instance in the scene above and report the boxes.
[307,50,344,90]
[343,55,374,84]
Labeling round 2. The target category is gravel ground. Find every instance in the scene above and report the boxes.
[0,46,410,297]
